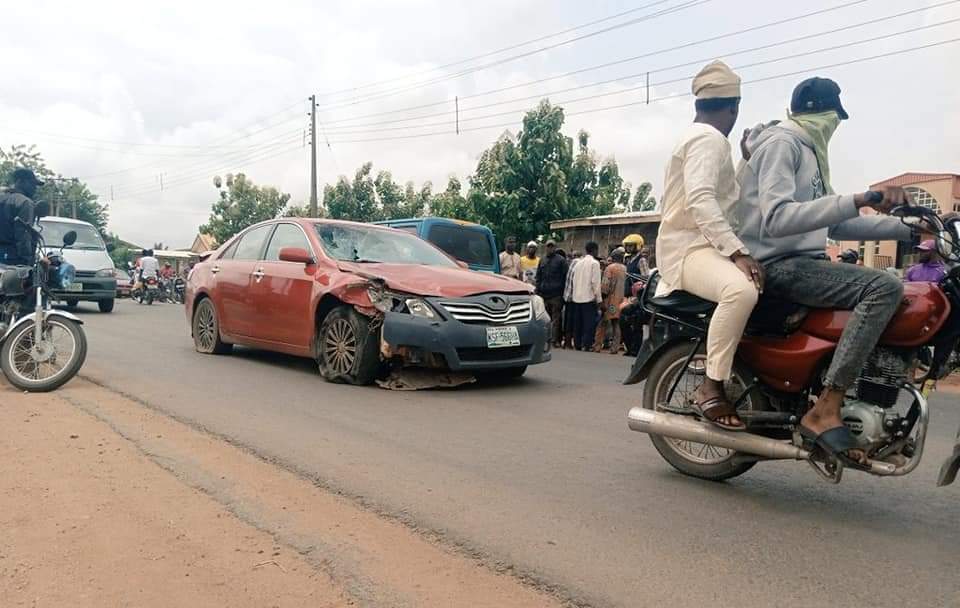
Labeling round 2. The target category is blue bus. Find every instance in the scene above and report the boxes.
[374,217,500,273]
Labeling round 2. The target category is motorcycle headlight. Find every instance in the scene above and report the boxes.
[531,295,550,322]
[95,268,115,278]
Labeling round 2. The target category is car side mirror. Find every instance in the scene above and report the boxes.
[63,231,77,247]
[278,247,314,265]
[456,260,469,269]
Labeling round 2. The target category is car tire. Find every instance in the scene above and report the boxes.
[98,299,115,313]
[477,366,528,383]
[64,299,79,309]
[317,306,381,385]
[192,298,232,355]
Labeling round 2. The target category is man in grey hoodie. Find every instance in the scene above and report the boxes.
[735,77,914,468]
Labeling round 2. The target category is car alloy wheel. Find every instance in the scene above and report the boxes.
[323,318,357,375]
[195,303,217,352]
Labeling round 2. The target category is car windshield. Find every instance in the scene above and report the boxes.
[314,223,457,267]
[41,221,105,250]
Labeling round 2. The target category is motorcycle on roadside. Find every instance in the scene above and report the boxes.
[0,219,88,392]
[625,197,960,486]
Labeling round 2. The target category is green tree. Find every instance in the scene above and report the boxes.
[1,144,109,233]
[200,173,290,244]
[430,176,475,220]
[632,181,657,212]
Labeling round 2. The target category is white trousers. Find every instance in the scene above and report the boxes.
[680,247,759,381]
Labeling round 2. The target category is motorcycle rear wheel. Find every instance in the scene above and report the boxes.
[642,343,767,481]
[1,317,87,392]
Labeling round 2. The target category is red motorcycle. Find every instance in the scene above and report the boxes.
[625,201,960,484]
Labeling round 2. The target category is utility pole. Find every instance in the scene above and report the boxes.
[309,94,318,217]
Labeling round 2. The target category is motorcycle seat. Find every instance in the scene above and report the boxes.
[647,290,716,317]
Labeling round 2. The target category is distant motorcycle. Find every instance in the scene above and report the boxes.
[172,277,186,304]
[0,219,88,392]
[133,276,160,305]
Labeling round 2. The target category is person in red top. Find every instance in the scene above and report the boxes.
[160,262,175,280]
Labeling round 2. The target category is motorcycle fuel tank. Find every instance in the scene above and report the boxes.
[802,282,951,348]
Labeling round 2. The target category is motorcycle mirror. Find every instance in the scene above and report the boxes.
[62,231,78,247]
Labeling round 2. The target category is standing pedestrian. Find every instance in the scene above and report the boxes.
[905,240,947,283]
[569,241,602,351]
[499,236,522,280]
[535,239,568,347]
[520,241,540,286]
[594,248,627,354]
[562,250,582,349]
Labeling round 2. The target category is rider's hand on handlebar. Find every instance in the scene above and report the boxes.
[855,186,913,214]
[731,251,764,294]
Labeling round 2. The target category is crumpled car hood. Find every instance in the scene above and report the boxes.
[337,261,531,298]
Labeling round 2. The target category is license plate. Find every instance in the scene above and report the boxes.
[486,326,520,348]
[65,282,83,292]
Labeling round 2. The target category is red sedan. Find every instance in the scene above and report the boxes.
[185,219,551,385]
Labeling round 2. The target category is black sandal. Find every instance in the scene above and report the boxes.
[691,396,746,432]
[799,425,871,472]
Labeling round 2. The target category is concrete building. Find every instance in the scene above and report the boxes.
[549,211,661,261]
[837,173,960,269]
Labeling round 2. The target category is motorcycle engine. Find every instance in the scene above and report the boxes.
[855,347,912,408]
[841,402,892,450]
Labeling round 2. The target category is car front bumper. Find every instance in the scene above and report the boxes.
[50,277,116,301]
[381,311,551,371]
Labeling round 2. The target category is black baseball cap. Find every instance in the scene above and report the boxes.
[791,77,849,120]
[11,168,44,186]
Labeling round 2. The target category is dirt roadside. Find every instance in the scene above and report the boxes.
[0,379,565,608]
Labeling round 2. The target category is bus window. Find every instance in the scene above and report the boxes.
[426,224,494,267]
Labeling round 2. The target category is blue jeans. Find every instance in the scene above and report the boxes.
[763,256,904,390]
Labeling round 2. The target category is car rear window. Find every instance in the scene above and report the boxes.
[233,225,273,260]
[426,224,493,267]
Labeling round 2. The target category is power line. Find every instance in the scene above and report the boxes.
[315,0,880,126]
[314,37,960,145]
[313,0,714,113]
[2,122,304,150]
[317,1,959,132]
[305,18,960,137]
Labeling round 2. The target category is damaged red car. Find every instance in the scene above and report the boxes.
[185,219,552,385]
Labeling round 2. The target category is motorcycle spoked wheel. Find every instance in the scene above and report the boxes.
[641,343,768,481]
[0,316,87,392]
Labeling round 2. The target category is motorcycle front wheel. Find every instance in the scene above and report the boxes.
[642,343,767,481]
[1,317,87,392]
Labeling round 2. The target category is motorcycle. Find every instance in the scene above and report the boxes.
[172,276,186,304]
[132,276,160,305]
[0,220,88,392]
[625,198,960,485]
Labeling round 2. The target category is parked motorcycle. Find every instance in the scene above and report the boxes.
[0,220,88,392]
[625,198,960,485]
[172,276,186,304]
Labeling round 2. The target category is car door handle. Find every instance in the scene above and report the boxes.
[252,268,265,282]
[211,265,220,274]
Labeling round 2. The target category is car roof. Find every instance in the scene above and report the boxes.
[40,217,96,227]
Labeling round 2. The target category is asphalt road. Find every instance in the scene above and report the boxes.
[67,300,960,608]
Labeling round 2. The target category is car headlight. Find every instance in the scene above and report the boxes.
[95,268,114,278]
[405,297,436,320]
[530,294,550,322]
[367,286,436,319]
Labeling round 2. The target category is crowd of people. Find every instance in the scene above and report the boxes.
[498,234,653,354]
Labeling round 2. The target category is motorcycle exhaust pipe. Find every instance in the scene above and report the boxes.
[628,407,809,461]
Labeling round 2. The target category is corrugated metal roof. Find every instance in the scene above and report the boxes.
[550,211,662,229]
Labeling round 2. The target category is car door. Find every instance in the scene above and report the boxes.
[251,222,317,348]
[215,224,274,339]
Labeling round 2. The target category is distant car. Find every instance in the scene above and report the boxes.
[374,217,500,273]
[185,219,551,385]
[114,268,132,298]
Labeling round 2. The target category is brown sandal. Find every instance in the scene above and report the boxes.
[691,396,746,432]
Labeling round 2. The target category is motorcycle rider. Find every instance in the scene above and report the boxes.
[736,77,914,467]
[656,60,764,431]
[138,249,159,283]
[837,248,859,264]
[905,240,947,283]
[621,234,649,296]
[0,169,44,266]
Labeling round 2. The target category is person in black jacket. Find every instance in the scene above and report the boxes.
[536,240,568,347]
[0,169,44,265]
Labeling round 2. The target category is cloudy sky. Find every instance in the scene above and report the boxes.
[2,0,958,247]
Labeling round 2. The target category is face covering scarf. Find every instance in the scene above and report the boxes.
[788,110,841,195]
